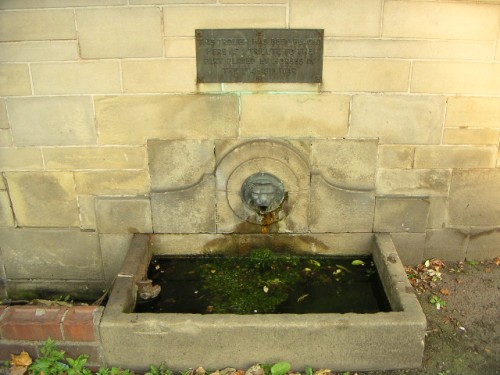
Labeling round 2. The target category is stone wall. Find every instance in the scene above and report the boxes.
[0,0,499,297]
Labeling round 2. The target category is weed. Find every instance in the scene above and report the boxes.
[146,363,173,375]
[429,295,447,310]
[30,339,68,375]
[66,355,92,375]
[270,362,291,375]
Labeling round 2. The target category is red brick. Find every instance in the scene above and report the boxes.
[0,306,65,341]
[62,306,98,342]
[0,342,38,361]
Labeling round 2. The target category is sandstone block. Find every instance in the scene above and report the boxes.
[467,229,500,260]
[309,175,374,233]
[0,0,126,9]
[43,147,147,170]
[76,195,95,231]
[427,196,447,230]
[0,190,14,227]
[290,0,381,37]
[163,6,285,37]
[148,139,214,191]
[164,38,195,58]
[95,197,152,234]
[324,39,495,61]
[5,171,79,227]
[0,228,103,280]
[446,97,500,128]
[311,139,378,190]
[0,130,12,147]
[0,64,31,96]
[76,7,163,58]
[322,59,410,92]
[374,197,429,233]
[376,169,451,196]
[131,0,216,4]
[443,128,499,145]
[0,99,8,128]
[0,148,44,171]
[75,170,150,195]
[350,95,445,144]
[390,233,425,266]
[0,9,75,41]
[95,95,238,144]
[32,61,121,95]
[413,145,497,169]
[411,61,500,95]
[378,145,414,169]
[8,97,96,146]
[223,83,318,93]
[448,169,500,226]
[100,234,133,284]
[382,1,499,40]
[240,94,349,138]
[0,41,78,62]
[122,59,196,93]
[151,175,215,233]
[424,229,467,261]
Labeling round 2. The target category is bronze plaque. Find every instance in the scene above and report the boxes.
[196,29,323,83]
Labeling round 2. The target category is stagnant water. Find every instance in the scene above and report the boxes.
[136,249,391,314]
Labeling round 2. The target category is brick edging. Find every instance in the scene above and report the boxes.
[0,305,104,366]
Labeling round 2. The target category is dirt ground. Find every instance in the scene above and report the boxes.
[363,258,499,375]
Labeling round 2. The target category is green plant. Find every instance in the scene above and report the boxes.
[66,354,92,375]
[429,295,447,310]
[270,362,291,375]
[304,367,313,375]
[146,363,173,375]
[96,367,112,375]
[30,338,69,375]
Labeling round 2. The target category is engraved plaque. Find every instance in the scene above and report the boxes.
[196,29,324,83]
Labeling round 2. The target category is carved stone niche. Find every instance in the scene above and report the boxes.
[215,139,310,233]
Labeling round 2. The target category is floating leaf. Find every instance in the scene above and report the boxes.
[297,294,309,303]
[270,362,291,375]
[309,259,321,268]
[263,286,269,293]
[351,260,365,266]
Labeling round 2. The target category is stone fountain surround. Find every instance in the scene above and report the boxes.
[98,138,427,371]
[100,233,426,372]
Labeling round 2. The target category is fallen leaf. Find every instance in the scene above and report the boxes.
[11,352,32,367]
[440,288,450,296]
[494,257,500,266]
[9,366,28,375]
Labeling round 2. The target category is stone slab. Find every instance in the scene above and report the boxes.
[0,228,103,280]
[151,175,216,233]
[8,96,96,146]
[350,95,445,144]
[5,171,79,227]
[99,234,133,284]
[240,94,349,138]
[378,145,414,169]
[75,170,150,195]
[391,233,426,266]
[0,191,14,227]
[467,229,500,260]
[95,197,153,234]
[94,95,238,145]
[310,175,375,233]
[448,169,500,226]
[311,138,378,190]
[76,7,163,58]
[413,145,497,168]
[424,229,468,261]
[374,197,429,233]
[0,64,31,96]
[376,169,451,196]
[148,139,214,191]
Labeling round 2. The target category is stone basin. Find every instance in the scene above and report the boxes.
[100,233,426,372]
